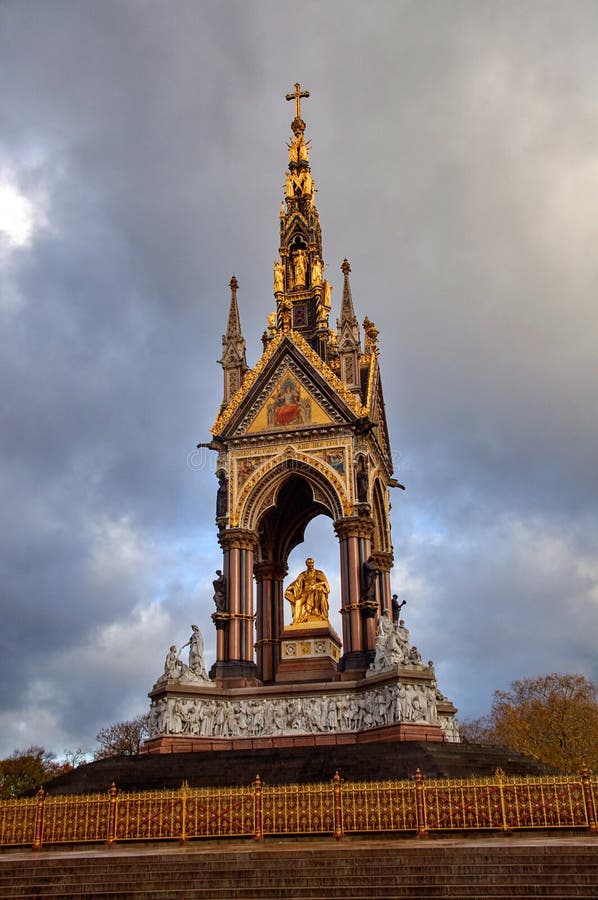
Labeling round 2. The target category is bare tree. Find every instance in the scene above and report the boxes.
[94,714,149,760]
[63,746,91,768]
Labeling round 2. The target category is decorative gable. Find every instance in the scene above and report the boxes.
[246,367,333,433]
[212,331,367,439]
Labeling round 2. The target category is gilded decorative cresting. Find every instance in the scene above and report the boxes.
[212,330,284,435]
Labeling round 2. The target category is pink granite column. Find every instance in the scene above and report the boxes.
[334,516,375,672]
[254,561,287,683]
[214,528,258,683]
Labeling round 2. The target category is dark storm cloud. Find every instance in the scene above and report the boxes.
[1,0,597,753]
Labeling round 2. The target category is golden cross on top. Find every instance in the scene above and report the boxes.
[286,82,310,119]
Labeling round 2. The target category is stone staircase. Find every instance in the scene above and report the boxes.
[1,839,596,898]
[43,741,556,795]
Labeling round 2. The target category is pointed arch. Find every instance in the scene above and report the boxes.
[372,477,391,553]
[240,456,345,540]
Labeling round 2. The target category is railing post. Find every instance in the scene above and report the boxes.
[496,768,512,835]
[580,766,597,834]
[414,769,428,838]
[253,774,263,842]
[32,786,45,851]
[333,771,343,841]
[180,780,189,844]
[105,783,117,847]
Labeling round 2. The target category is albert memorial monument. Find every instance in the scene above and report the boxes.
[142,84,460,753]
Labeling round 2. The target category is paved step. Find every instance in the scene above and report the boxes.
[2,889,598,900]
[1,842,596,898]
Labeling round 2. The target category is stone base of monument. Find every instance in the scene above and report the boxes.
[143,663,456,753]
[275,621,342,684]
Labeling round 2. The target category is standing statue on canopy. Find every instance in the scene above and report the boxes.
[212,570,226,611]
[216,471,228,519]
[362,555,379,602]
[293,248,307,288]
[274,260,284,293]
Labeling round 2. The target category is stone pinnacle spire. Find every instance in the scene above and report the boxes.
[224,276,243,344]
[336,259,362,391]
[339,259,357,325]
[219,276,247,404]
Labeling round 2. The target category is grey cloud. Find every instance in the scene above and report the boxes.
[1,0,597,754]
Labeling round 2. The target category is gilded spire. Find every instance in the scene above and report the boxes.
[285,82,311,166]
[272,84,329,358]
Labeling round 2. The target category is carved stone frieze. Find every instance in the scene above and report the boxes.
[439,715,461,743]
[148,677,448,741]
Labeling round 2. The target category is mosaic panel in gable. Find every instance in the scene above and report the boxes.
[246,367,334,434]
[233,353,349,437]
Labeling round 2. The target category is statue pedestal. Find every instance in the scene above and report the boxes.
[275,620,342,684]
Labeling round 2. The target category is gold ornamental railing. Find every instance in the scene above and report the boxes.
[0,768,596,848]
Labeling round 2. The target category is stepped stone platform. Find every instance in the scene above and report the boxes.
[1,837,596,898]
[43,740,556,795]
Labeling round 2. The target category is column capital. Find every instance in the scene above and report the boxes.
[333,516,375,541]
[254,560,288,580]
[218,527,259,552]
[369,550,394,572]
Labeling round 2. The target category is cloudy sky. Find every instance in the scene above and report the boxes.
[1,0,597,758]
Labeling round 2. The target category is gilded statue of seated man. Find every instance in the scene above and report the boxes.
[285,557,330,625]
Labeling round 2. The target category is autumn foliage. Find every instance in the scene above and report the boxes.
[0,746,72,798]
[460,673,598,772]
